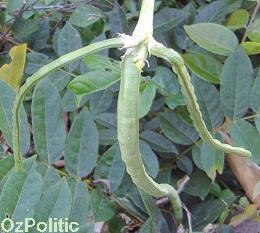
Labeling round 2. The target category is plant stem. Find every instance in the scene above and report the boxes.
[13,38,123,172]
[133,0,155,37]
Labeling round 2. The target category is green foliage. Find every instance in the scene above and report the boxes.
[184,23,239,56]
[32,78,65,163]
[220,47,254,119]
[0,0,259,231]
[0,81,30,154]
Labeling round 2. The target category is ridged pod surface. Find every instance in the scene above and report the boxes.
[150,47,251,157]
[117,55,182,222]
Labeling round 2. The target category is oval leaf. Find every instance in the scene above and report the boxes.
[70,5,103,28]
[0,158,42,222]
[158,111,199,145]
[68,71,120,95]
[220,47,253,119]
[241,41,260,55]
[184,23,238,56]
[183,53,222,84]
[140,140,159,179]
[154,8,188,34]
[32,78,65,164]
[139,82,156,118]
[95,143,125,192]
[192,75,224,129]
[57,22,82,72]
[230,120,260,164]
[64,108,99,177]
[225,9,249,30]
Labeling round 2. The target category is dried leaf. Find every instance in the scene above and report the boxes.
[0,44,27,91]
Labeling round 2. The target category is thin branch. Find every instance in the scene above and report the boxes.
[3,37,34,52]
[242,0,260,42]
[241,113,260,121]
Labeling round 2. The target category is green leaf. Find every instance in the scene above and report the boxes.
[36,164,61,190]
[152,66,180,96]
[184,23,239,56]
[12,17,39,42]
[98,129,117,145]
[0,156,14,182]
[190,199,226,231]
[255,116,260,134]
[68,179,90,226]
[90,189,116,222]
[62,89,90,112]
[194,0,242,23]
[108,216,125,233]
[230,120,260,164]
[7,0,24,13]
[176,106,193,126]
[154,8,188,34]
[139,218,159,233]
[225,9,249,30]
[30,178,72,232]
[32,78,65,163]
[68,71,120,95]
[184,169,214,199]
[89,90,114,115]
[220,47,254,119]
[140,140,159,179]
[165,93,185,110]
[110,2,128,36]
[70,5,104,28]
[25,52,49,75]
[0,80,30,155]
[247,18,260,42]
[64,108,99,177]
[0,157,42,222]
[95,113,117,129]
[192,75,224,129]
[193,142,224,180]
[182,53,222,84]
[139,82,156,118]
[158,111,199,145]
[139,190,172,233]
[177,156,193,174]
[114,195,147,221]
[95,143,125,192]
[241,41,260,55]
[140,130,178,154]
[47,71,73,92]
[251,69,260,112]
[83,55,120,72]
[31,18,50,50]
[57,22,82,72]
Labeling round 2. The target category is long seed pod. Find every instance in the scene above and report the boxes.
[150,46,251,157]
[13,38,124,172]
[117,54,182,223]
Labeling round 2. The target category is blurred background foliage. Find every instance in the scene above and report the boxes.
[0,0,259,232]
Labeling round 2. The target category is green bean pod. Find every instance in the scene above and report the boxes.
[117,54,182,223]
[150,47,251,157]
